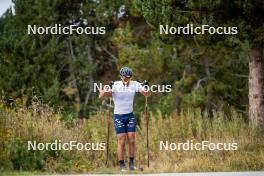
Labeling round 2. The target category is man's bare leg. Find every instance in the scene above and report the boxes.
[127,132,135,157]
[127,132,136,170]
[117,133,126,170]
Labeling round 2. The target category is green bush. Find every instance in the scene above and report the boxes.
[11,139,46,171]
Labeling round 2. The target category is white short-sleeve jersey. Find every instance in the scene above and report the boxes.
[112,81,143,114]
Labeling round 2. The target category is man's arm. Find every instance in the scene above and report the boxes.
[99,90,112,100]
[99,81,114,100]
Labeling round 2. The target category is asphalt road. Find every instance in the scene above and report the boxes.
[51,171,264,176]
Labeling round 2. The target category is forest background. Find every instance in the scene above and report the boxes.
[0,0,264,174]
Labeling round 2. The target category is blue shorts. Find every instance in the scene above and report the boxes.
[113,113,137,134]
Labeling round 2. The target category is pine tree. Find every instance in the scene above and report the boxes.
[133,0,264,127]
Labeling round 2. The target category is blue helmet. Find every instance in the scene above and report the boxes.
[120,67,132,77]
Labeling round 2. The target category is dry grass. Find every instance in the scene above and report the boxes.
[0,102,264,173]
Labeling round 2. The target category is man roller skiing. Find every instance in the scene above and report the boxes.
[99,67,150,172]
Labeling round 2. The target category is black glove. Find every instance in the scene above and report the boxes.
[142,80,149,90]
[143,80,149,86]
[109,81,114,89]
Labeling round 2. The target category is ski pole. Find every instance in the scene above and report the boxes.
[145,96,149,168]
[106,81,114,166]
[106,97,111,166]
[143,80,150,168]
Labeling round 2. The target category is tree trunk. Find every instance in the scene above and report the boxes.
[67,38,81,106]
[249,47,264,129]
[84,42,94,106]
[204,57,211,111]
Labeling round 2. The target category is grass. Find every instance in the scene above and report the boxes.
[0,101,264,174]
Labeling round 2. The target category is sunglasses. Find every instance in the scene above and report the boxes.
[121,76,132,83]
